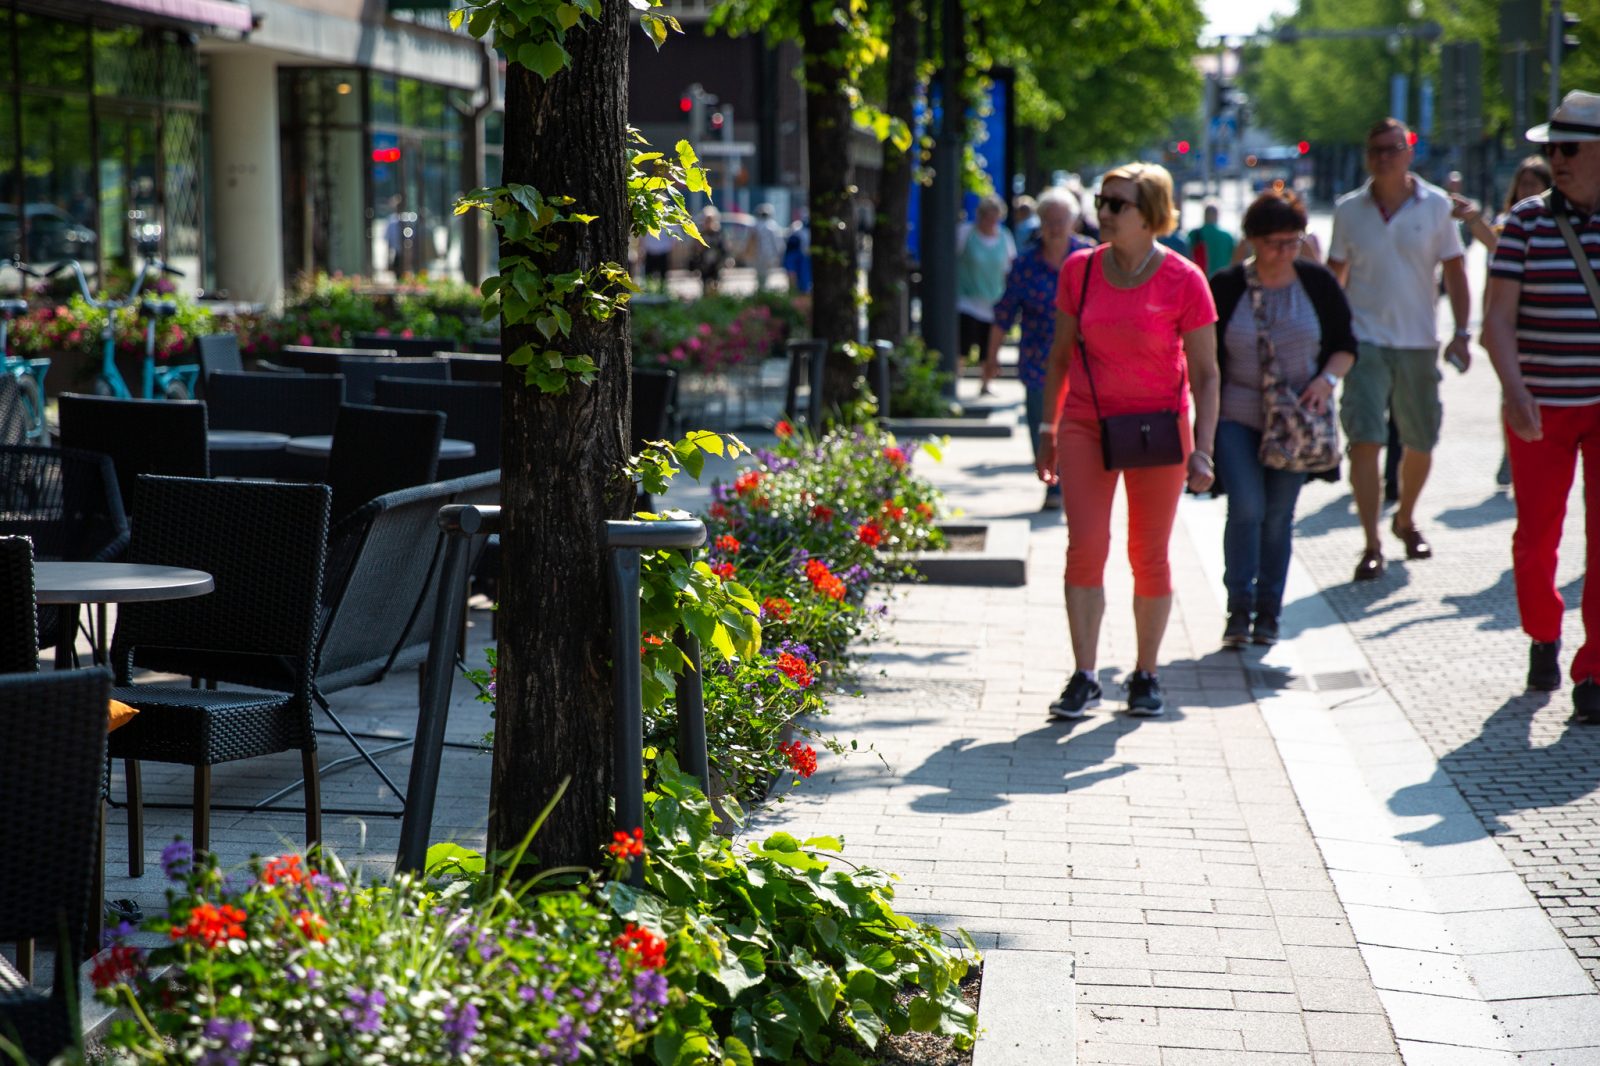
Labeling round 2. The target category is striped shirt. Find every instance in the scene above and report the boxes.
[1490,192,1600,406]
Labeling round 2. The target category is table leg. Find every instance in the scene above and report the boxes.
[53,603,79,671]
[87,800,104,960]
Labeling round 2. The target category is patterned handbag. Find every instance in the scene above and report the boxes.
[1247,262,1340,473]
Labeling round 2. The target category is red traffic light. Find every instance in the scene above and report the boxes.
[370,147,401,163]
[678,96,693,113]
[1176,140,1190,154]
[1406,130,1419,146]
[710,112,725,130]
[1297,140,1310,155]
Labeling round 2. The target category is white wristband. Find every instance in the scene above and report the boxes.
[1192,450,1213,468]
[1038,425,1056,437]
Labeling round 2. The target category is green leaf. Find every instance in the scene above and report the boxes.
[555,3,584,28]
[642,14,668,48]
[423,841,484,876]
[803,835,843,852]
[518,39,569,80]
[908,992,943,1032]
[722,1035,756,1066]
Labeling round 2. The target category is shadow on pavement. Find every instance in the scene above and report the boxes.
[1391,691,1600,844]
[1435,492,1515,530]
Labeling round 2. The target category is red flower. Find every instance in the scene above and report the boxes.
[639,633,666,656]
[883,446,908,468]
[608,828,646,860]
[778,740,818,778]
[261,854,308,887]
[709,502,729,519]
[170,902,248,949]
[733,470,763,495]
[774,652,814,688]
[291,909,328,943]
[882,503,907,522]
[774,419,794,438]
[715,534,741,554]
[613,923,667,970]
[804,559,832,583]
[916,502,935,519]
[710,561,737,580]
[762,597,792,621]
[811,504,835,522]
[90,945,143,989]
[754,494,770,510]
[856,521,884,548]
[823,578,846,601]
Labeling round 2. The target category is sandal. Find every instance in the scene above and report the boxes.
[1354,549,1384,581]
[1391,520,1432,560]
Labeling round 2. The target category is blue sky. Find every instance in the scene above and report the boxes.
[1204,0,1296,38]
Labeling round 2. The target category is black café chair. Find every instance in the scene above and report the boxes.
[352,333,455,360]
[372,377,501,478]
[0,667,111,1066]
[195,333,243,393]
[57,394,209,517]
[437,352,502,383]
[0,375,31,447]
[0,536,37,672]
[108,476,329,872]
[325,403,444,526]
[204,370,346,480]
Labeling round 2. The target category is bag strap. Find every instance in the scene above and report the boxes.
[1244,259,1284,383]
[1550,190,1600,315]
[1076,248,1105,419]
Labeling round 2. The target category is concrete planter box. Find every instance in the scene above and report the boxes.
[971,949,1075,1065]
[906,520,1028,587]
[883,406,1016,438]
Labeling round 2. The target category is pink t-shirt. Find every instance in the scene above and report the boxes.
[1055,246,1217,421]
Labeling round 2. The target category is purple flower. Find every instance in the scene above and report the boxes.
[286,963,322,989]
[101,920,137,947]
[342,986,386,1033]
[160,840,194,880]
[629,970,669,1026]
[199,1017,253,1066]
[442,1000,480,1056]
[538,1015,590,1064]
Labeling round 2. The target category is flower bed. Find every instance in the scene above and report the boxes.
[630,291,803,374]
[230,273,488,356]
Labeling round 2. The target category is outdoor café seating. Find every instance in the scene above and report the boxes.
[0,375,31,447]
[325,403,444,526]
[352,333,456,359]
[57,394,209,517]
[373,376,501,478]
[108,476,330,872]
[436,352,501,382]
[204,370,346,480]
[277,347,449,405]
[195,332,244,390]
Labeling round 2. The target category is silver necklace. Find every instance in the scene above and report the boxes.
[1109,244,1159,279]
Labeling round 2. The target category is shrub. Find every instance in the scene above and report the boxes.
[888,335,958,419]
[630,292,799,373]
[8,291,213,363]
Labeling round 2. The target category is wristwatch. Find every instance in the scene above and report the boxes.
[1322,371,1340,388]
[1454,328,1472,339]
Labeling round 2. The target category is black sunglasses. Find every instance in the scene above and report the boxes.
[1541,142,1583,159]
[1094,194,1137,214]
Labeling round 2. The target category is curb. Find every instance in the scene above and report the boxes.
[908,520,1028,586]
[970,949,1076,1066]
[883,411,1015,438]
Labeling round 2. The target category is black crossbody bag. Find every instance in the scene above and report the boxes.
[1076,248,1186,471]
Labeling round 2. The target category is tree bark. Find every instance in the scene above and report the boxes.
[800,2,860,412]
[490,0,634,870]
[866,0,919,351]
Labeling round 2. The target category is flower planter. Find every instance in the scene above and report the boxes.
[906,520,1028,587]
[883,409,1016,438]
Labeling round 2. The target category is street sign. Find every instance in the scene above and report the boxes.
[1215,153,1229,168]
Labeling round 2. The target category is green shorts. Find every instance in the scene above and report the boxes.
[1339,342,1443,452]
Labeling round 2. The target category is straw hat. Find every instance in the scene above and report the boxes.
[1528,90,1600,143]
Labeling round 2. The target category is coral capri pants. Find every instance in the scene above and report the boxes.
[1058,416,1192,598]
[1508,403,1600,682]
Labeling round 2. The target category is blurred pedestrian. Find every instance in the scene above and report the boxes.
[641,227,674,290]
[986,188,1093,510]
[691,205,727,295]
[1327,118,1470,581]
[783,210,812,295]
[1210,189,1357,648]
[960,195,1017,397]
[1012,194,1040,249]
[1035,162,1220,718]
[1187,203,1236,278]
[1482,90,1600,718]
[751,204,785,291]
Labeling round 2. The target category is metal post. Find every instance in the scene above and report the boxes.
[1549,0,1565,112]
[872,339,893,419]
[396,503,498,874]
[674,629,709,790]
[807,336,826,431]
[922,0,963,400]
[604,519,706,886]
[783,338,824,426]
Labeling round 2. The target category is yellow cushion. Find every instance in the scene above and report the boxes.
[108,699,139,733]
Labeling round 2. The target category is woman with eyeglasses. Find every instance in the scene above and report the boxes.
[1035,163,1219,719]
[1209,189,1358,649]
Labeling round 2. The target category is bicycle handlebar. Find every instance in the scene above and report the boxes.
[44,256,174,308]
[7,257,44,280]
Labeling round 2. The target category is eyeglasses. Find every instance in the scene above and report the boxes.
[1541,142,1583,159]
[1366,142,1410,158]
[1094,194,1137,214]
[1259,234,1306,252]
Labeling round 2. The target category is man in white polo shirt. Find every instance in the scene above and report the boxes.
[1328,117,1472,582]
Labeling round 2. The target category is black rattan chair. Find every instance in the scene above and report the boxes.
[438,352,501,382]
[196,333,243,387]
[325,403,444,526]
[372,377,500,478]
[0,447,128,565]
[204,371,346,480]
[108,476,329,872]
[0,667,111,1065]
[277,349,446,405]
[57,395,209,517]
[0,375,31,447]
[468,338,500,355]
[353,333,456,359]
[632,368,679,452]
[0,536,36,672]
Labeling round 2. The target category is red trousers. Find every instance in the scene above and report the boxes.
[1058,417,1191,598]
[1507,403,1600,681]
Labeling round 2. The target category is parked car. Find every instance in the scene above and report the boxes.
[0,202,97,264]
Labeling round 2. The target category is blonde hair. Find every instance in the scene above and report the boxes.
[1100,162,1179,236]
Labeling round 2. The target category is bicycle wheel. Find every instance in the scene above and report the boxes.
[161,377,191,401]
[16,374,45,439]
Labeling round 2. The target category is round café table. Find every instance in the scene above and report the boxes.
[285,434,476,460]
[34,561,215,670]
[208,429,290,452]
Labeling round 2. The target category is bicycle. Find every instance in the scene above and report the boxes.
[0,258,51,438]
[51,256,198,401]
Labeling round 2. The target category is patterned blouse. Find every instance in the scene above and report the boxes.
[991,236,1093,389]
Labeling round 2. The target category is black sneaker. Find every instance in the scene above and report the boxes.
[1252,615,1280,646]
[1126,671,1165,716]
[1048,671,1101,719]
[1221,613,1251,650]
[1529,641,1562,692]
[1576,679,1600,724]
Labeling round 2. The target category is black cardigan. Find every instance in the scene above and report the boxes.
[1208,259,1359,482]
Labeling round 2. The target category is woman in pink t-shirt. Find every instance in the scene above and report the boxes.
[1034,162,1220,719]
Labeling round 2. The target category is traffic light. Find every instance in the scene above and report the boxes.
[709,111,725,131]
[1561,12,1581,58]
[1297,140,1310,156]
[1216,80,1238,113]
[678,94,693,113]
[678,83,719,142]
[1176,140,1190,154]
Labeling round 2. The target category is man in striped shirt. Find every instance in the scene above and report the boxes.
[1484,90,1600,720]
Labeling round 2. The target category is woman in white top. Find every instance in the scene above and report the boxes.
[958,195,1017,395]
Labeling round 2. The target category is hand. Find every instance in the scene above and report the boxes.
[1036,432,1059,485]
[1449,193,1481,224]
[1444,335,1472,373]
[1503,386,1543,442]
[1186,450,1215,493]
[1297,376,1335,414]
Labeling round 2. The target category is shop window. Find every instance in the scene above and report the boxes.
[93,25,160,101]
[18,14,87,91]
[18,94,95,269]
[162,32,199,104]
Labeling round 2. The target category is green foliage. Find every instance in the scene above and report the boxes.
[219,272,487,356]
[630,291,801,373]
[888,334,959,419]
[8,287,211,363]
[603,756,979,1064]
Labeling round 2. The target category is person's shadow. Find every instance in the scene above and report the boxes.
[1390,692,1600,845]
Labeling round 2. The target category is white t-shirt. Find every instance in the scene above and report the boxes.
[1328,176,1464,349]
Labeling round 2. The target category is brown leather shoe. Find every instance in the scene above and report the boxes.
[1391,520,1432,560]
[1354,549,1385,581]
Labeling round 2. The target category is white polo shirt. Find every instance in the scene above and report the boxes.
[1328,176,1464,349]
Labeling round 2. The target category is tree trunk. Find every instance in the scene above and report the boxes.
[866,0,919,351]
[490,1,633,870]
[800,2,860,412]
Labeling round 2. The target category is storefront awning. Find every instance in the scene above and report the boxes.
[97,0,254,32]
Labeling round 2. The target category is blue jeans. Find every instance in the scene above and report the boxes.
[1215,419,1306,618]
